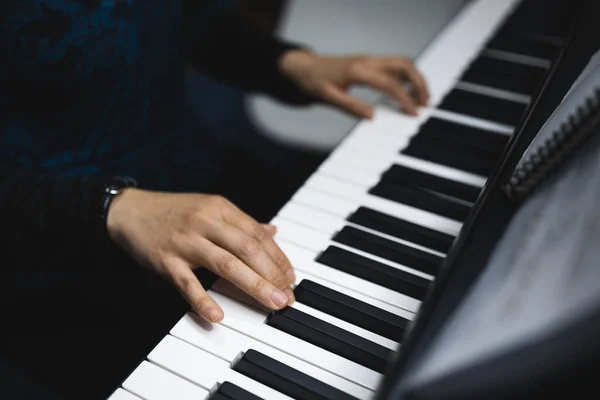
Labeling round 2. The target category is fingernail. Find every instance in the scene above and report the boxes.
[271,290,288,308]
[285,289,295,305]
[207,308,222,322]
[285,268,296,283]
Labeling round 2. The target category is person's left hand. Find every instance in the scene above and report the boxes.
[280,50,429,119]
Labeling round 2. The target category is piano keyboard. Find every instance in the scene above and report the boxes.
[110,0,567,398]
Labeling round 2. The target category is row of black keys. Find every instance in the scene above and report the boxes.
[398,8,562,174]
[209,349,358,400]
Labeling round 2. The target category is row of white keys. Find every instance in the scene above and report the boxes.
[292,185,461,237]
[171,302,378,396]
[170,312,374,399]
[122,361,209,400]
[278,201,445,258]
[148,335,293,400]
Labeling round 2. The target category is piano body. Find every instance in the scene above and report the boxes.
[109,0,600,398]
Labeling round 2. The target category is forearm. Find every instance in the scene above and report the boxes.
[0,167,110,268]
[181,4,314,104]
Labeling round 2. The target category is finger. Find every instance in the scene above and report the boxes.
[355,70,418,115]
[169,259,224,322]
[321,84,374,119]
[382,58,429,106]
[196,239,291,309]
[224,207,295,285]
[207,222,293,296]
[262,224,277,236]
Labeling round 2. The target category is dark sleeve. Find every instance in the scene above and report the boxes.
[181,2,315,105]
[0,167,110,269]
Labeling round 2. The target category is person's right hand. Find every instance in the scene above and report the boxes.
[106,188,296,323]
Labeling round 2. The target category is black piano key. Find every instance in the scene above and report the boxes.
[332,226,443,276]
[486,34,560,60]
[402,141,497,177]
[294,280,410,339]
[266,307,392,374]
[437,89,528,126]
[233,349,357,400]
[406,132,504,160]
[332,226,442,275]
[381,164,481,203]
[369,182,471,222]
[212,382,262,400]
[317,246,430,297]
[460,56,546,95]
[410,117,510,154]
[348,207,454,254]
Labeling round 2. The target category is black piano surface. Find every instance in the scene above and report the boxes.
[376,0,600,398]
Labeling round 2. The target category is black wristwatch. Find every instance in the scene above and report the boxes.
[100,176,138,227]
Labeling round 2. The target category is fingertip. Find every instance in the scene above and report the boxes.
[285,289,295,305]
[285,268,296,284]
[262,223,277,236]
[206,307,223,323]
[271,290,289,309]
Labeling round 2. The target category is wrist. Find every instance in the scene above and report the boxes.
[101,177,138,245]
[279,49,315,82]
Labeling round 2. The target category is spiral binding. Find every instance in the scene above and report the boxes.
[504,88,600,201]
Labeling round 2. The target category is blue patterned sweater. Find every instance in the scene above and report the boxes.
[0,0,306,190]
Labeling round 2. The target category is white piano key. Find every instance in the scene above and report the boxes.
[481,48,552,68]
[122,361,209,400]
[170,314,374,399]
[292,186,462,236]
[277,201,445,257]
[275,238,422,312]
[415,0,521,105]
[455,81,531,104]
[208,291,384,391]
[148,335,292,400]
[368,106,432,136]
[430,108,514,135]
[292,269,414,320]
[290,302,400,350]
[108,389,142,400]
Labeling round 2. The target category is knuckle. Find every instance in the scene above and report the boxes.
[251,223,266,241]
[174,274,193,294]
[399,56,413,65]
[191,296,208,313]
[210,194,229,208]
[270,271,288,288]
[240,237,261,257]
[349,61,366,77]
[251,278,267,297]
[274,251,290,269]
[215,253,239,276]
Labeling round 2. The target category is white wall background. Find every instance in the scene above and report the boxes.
[245,0,467,151]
